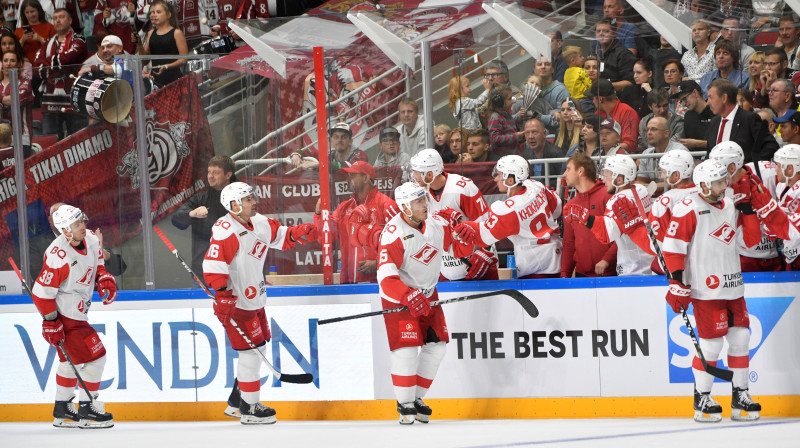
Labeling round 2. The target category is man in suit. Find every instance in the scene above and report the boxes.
[704,79,779,164]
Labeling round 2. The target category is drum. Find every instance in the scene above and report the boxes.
[193,34,236,55]
[70,75,133,124]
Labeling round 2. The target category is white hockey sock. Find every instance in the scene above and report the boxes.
[726,327,751,389]
[237,347,264,405]
[390,347,418,404]
[416,342,446,399]
[78,356,106,402]
[692,336,723,393]
[55,362,77,402]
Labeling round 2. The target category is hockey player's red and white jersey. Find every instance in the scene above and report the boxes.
[776,180,800,263]
[650,184,699,242]
[203,213,290,310]
[734,161,779,260]
[31,232,104,321]
[471,179,562,276]
[377,213,469,304]
[663,194,744,301]
[425,173,489,280]
[594,184,654,276]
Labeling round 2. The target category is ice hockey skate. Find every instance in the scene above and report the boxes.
[78,400,114,428]
[731,387,761,421]
[52,398,81,428]
[693,390,722,423]
[224,381,241,419]
[414,398,432,423]
[397,401,416,425]
[239,399,277,425]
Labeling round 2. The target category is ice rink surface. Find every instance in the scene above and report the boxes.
[2,418,799,447]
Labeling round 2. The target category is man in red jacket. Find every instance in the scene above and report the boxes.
[561,154,617,277]
[313,161,399,283]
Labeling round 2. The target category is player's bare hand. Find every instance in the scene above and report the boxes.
[290,153,302,168]
[594,259,610,276]
[190,206,208,218]
[357,260,377,274]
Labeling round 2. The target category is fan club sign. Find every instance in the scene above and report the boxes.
[0,76,214,268]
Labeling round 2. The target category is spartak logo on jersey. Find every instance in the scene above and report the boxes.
[710,222,736,245]
[411,243,439,265]
[116,112,192,189]
[706,275,720,289]
[244,286,257,300]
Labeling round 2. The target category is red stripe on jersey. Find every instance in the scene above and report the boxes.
[590,218,613,245]
[85,381,100,391]
[391,374,416,387]
[459,188,488,221]
[378,235,407,302]
[32,296,57,316]
[482,209,520,245]
[267,217,284,245]
[238,380,261,393]
[739,214,762,248]
[416,375,434,389]
[728,355,749,368]
[692,356,718,371]
[56,375,77,388]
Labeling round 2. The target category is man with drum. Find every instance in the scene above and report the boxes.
[79,34,125,77]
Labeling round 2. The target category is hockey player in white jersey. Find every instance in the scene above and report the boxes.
[451,155,563,278]
[31,205,117,428]
[203,182,315,425]
[408,148,496,280]
[662,160,761,423]
[562,154,655,276]
[377,182,473,424]
[709,142,781,271]
[647,150,698,274]
[770,144,800,270]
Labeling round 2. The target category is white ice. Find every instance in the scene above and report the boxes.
[2,418,799,447]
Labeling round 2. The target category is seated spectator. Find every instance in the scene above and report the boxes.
[15,0,54,66]
[755,48,794,107]
[313,161,399,284]
[462,128,498,163]
[449,75,481,131]
[752,1,789,30]
[597,117,627,157]
[34,8,86,140]
[520,118,562,187]
[699,38,750,98]
[475,59,519,106]
[393,97,425,156]
[636,116,690,183]
[637,89,685,153]
[593,18,636,93]
[654,37,681,89]
[757,108,781,146]
[512,74,554,131]
[564,115,603,163]
[0,33,33,81]
[533,56,569,131]
[291,122,366,171]
[0,122,13,169]
[555,98,583,155]
[604,0,638,55]
[774,109,800,145]
[775,15,800,70]
[485,84,523,155]
[674,80,713,151]
[662,59,686,115]
[547,29,568,83]
[720,17,755,70]
[581,55,599,114]
[433,123,450,157]
[373,127,410,180]
[747,51,766,108]
[562,46,591,100]
[623,58,655,119]
[0,50,32,154]
[445,126,468,164]
[587,78,639,153]
[768,79,798,124]
[93,0,138,54]
[142,0,187,87]
[681,18,719,83]
[561,154,617,277]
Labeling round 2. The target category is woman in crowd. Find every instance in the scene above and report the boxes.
[512,74,553,131]
[662,59,685,115]
[555,98,583,156]
[142,0,188,86]
[444,126,468,164]
[485,84,523,155]
[15,0,53,66]
[0,33,32,80]
[747,51,767,108]
[448,75,482,131]
[0,50,33,156]
[624,58,655,118]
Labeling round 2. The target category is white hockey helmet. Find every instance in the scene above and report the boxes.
[709,141,744,173]
[221,182,256,215]
[658,150,695,185]
[601,154,637,187]
[494,155,529,188]
[409,148,444,180]
[394,181,426,211]
[693,159,729,194]
[774,144,800,177]
[52,205,87,234]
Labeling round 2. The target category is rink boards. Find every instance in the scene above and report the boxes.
[1,273,799,420]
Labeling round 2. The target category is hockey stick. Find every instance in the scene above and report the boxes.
[8,257,101,406]
[152,226,313,384]
[318,289,537,325]
[630,192,734,382]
